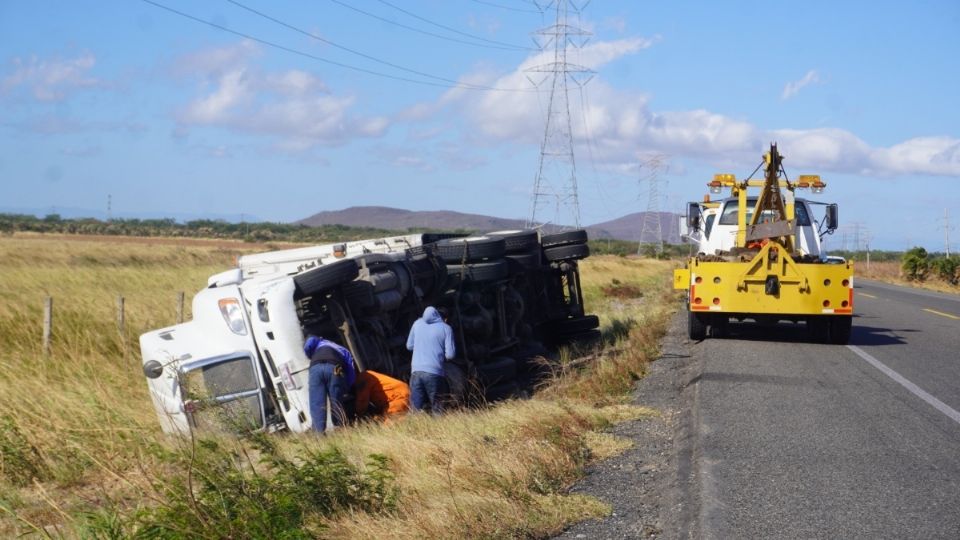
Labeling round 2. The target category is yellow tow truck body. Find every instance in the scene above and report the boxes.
[674,144,854,343]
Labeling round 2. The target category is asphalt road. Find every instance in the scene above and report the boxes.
[690,279,960,538]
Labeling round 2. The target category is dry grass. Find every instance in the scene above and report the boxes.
[0,237,677,538]
[855,260,960,294]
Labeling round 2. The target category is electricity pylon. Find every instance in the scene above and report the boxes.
[525,0,593,230]
[638,155,668,256]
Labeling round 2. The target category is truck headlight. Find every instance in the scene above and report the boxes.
[218,298,248,335]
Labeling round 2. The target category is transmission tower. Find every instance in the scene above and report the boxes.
[525,0,593,230]
[637,155,667,256]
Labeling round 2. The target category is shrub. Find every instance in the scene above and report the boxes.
[931,256,960,285]
[901,247,929,281]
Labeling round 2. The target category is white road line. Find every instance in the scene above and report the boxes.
[848,345,960,426]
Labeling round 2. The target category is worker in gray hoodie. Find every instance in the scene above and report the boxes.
[406,306,455,414]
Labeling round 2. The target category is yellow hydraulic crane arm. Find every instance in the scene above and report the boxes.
[743,143,794,252]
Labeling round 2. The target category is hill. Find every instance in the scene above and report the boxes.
[299,206,681,243]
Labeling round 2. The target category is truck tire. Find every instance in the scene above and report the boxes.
[488,230,539,253]
[544,243,590,262]
[447,260,509,282]
[688,310,707,340]
[293,259,359,297]
[343,280,375,309]
[505,252,540,272]
[477,356,517,387]
[433,236,506,263]
[484,381,519,402]
[541,229,588,248]
[829,316,852,345]
[551,315,600,335]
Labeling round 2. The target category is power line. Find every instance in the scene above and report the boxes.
[140,0,528,92]
[375,0,536,50]
[226,0,478,88]
[326,0,531,51]
[466,0,543,14]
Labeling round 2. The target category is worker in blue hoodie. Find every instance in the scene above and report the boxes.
[303,335,356,433]
[406,306,455,414]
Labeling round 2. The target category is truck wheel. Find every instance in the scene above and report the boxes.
[447,260,509,282]
[488,230,539,253]
[343,280,375,309]
[541,229,588,248]
[551,315,600,335]
[433,236,506,263]
[484,381,519,402]
[829,316,852,345]
[293,259,359,297]
[477,356,517,387]
[505,252,541,272]
[688,310,707,341]
[543,243,590,262]
[807,317,830,344]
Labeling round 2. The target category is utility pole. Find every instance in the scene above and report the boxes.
[107,194,112,222]
[941,208,951,257]
[526,0,593,230]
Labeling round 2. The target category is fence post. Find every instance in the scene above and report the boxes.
[43,296,53,355]
[177,291,185,324]
[117,295,125,332]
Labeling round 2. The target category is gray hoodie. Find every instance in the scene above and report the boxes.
[406,306,455,376]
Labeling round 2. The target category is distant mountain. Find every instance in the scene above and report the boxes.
[586,211,682,244]
[297,206,528,233]
[0,206,264,224]
[298,206,681,243]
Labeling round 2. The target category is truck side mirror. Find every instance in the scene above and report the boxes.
[825,204,838,231]
[687,202,702,232]
[143,360,164,379]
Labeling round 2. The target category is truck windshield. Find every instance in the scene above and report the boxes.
[182,356,264,431]
[717,199,811,226]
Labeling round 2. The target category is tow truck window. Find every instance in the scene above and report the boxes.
[182,356,264,430]
[718,199,812,226]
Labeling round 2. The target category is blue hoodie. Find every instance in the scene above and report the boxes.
[406,306,455,376]
[303,336,356,388]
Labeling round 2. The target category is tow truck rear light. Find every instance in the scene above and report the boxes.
[218,297,248,335]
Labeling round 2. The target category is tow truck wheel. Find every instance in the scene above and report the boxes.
[688,310,707,340]
[829,315,852,345]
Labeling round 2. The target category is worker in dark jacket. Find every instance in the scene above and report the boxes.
[303,335,356,432]
[406,306,455,414]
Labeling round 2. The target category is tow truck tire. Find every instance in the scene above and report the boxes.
[688,310,707,340]
[434,236,506,263]
[544,243,590,262]
[293,259,359,297]
[447,260,509,282]
[829,316,852,345]
[541,229,588,248]
[488,230,539,253]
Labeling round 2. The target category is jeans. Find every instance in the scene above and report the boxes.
[308,362,346,432]
[409,371,448,415]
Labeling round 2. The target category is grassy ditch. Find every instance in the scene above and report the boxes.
[0,235,677,538]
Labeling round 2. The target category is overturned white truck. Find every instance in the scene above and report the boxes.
[140,229,598,434]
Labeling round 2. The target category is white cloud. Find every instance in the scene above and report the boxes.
[174,41,388,148]
[402,37,960,178]
[781,69,820,100]
[1,51,101,102]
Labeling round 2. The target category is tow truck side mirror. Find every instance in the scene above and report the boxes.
[687,202,702,232]
[825,204,838,231]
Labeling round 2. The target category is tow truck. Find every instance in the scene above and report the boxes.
[675,143,854,343]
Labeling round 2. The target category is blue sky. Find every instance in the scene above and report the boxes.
[2,0,958,251]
